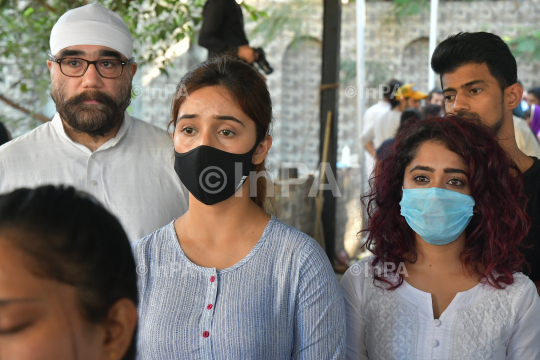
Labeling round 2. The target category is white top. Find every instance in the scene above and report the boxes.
[0,112,189,241]
[361,101,391,174]
[361,109,401,149]
[513,116,540,158]
[341,257,540,360]
[363,101,391,130]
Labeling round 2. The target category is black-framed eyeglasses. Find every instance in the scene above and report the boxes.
[48,55,134,79]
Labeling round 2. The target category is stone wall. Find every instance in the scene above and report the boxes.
[273,167,364,259]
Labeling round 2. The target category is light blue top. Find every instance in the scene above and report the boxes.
[132,216,345,360]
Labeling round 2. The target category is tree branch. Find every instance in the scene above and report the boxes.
[34,0,56,13]
[0,94,51,123]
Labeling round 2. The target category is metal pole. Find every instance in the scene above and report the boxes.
[356,0,368,239]
[356,0,366,160]
[428,0,439,90]
[319,0,341,266]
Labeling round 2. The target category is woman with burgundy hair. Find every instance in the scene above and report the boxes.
[341,116,540,360]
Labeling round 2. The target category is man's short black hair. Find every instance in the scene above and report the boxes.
[384,79,404,100]
[431,32,517,91]
[389,95,401,109]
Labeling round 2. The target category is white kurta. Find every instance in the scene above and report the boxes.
[0,112,189,241]
[513,116,540,158]
[341,257,540,360]
[361,101,391,178]
[360,109,402,149]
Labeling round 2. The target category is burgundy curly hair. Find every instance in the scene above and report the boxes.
[363,115,530,290]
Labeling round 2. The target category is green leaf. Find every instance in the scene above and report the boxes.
[23,7,34,17]
[0,0,11,11]
[516,38,536,53]
[155,4,166,16]
[159,67,169,77]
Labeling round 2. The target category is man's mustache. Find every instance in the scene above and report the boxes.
[65,90,117,108]
[449,110,482,119]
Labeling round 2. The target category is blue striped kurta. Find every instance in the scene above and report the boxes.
[132,216,345,360]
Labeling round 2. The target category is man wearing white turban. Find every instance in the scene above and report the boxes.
[0,4,189,241]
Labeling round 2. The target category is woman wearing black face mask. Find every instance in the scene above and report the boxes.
[132,55,345,360]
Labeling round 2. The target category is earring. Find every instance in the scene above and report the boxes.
[110,351,117,360]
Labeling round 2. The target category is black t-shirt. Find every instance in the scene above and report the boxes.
[523,157,540,282]
[198,0,249,59]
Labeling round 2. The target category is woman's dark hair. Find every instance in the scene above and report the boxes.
[0,185,138,360]
[363,115,530,290]
[169,54,273,209]
[431,32,517,91]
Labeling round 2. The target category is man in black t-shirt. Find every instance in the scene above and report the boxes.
[198,0,256,64]
[432,32,540,294]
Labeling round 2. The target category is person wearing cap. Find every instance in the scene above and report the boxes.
[0,4,189,241]
[361,83,427,159]
[397,83,429,109]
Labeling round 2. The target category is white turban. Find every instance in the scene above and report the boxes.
[50,3,133,59]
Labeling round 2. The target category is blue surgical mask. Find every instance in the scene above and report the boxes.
[399,187,475,245]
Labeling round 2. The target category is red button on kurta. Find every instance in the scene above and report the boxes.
[207,304,213,310]
[203,331,210,338]
[210,276,215,282]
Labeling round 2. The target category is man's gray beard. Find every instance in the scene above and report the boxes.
[51,80,132,138]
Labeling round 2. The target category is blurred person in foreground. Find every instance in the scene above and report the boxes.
[432,32,540,292]
[342,116,540,360]
[0,185,138,360]
[0,4,188,241]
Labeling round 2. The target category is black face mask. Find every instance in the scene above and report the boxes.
[174,140,261,205]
